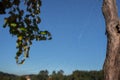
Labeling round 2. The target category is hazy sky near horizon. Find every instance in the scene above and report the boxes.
[0,0,120,75]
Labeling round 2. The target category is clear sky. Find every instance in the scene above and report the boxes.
[0,0,120,75]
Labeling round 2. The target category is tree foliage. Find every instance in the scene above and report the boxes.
[0,70,104,80]
[0,0,52,64]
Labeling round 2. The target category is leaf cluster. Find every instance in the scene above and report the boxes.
[0,0,52,64]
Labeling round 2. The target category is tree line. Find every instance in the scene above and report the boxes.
[0,70,103,80]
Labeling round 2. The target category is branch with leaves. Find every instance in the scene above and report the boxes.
[0,0,52,64]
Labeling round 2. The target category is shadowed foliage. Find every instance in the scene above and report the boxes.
[0,70,103,80]
[0,0,52,64]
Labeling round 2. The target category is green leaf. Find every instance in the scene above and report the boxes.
[20,27,27,31]
[41,36,47,40]
[20,59,25,64]
[40,31,47,35]
[10,23,17,27]
[3,23,7,28]
[16,50,22,57]
[18,36,23,40]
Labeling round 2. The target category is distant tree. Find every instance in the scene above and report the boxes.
[0,70,104,80]
[57,70,64,80]
[0,0,52,64]
[102,0,120,80]
[70,70,104,80]
[52,71,56,76]
[50,70,65,80]
[57,70,64,76]
[19,76,26,80]
[51,71,58,80]
[72,70,81,80]
[37,70,49,80]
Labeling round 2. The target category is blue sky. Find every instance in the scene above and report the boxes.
[0,0,120,75]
